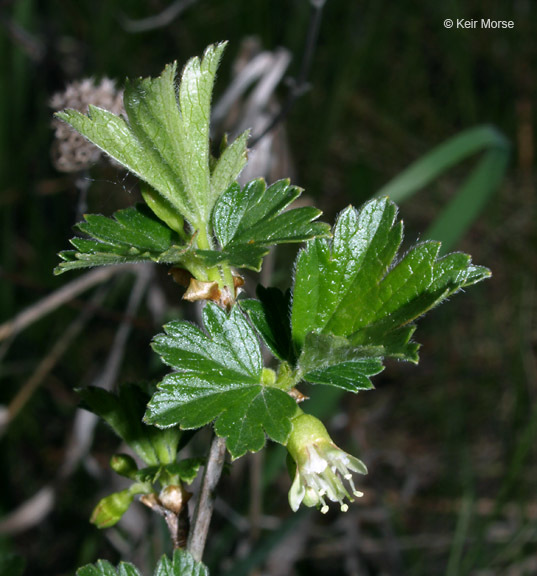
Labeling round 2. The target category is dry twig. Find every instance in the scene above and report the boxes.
[0,264,153,534]
[187,435,227,561]
[0,284,108,438]
[0,265,131,343]
[119,0,197,33]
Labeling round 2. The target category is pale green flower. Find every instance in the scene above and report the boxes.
[287,413,367,513]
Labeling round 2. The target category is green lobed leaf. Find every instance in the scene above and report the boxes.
[176,42,226,223]
[241,198,489,395]
[54,204,188,275]
[77,560,141,576]
[147,377,296,459]
[77,550,208,576]
[56,104,192,222]
[79,384,180,466]
[292,198,489,344]
[210,130,250,200]
[283,197,489,391]
[145,303,298,458]
[298,333,384,392]
[154,549,209,576]
[209,179,331,270]
[56,43,247,231]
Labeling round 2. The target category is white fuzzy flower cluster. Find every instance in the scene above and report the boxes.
[50,78,124,172]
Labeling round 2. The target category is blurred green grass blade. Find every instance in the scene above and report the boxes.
[376,125,509,251]
[425,147,509,253]
[446,492,474,576]
[377,125,509,202]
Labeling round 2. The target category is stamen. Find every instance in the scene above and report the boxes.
[319,493,329,514]
[347,476,358,494]
[341,503,349,512]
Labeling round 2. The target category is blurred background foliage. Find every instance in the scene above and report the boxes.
[0,0,536,574]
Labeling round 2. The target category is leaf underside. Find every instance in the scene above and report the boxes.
[240,286,295,363]
[55,203,187,275]
[55,180,330,275]
[79,383,180,466]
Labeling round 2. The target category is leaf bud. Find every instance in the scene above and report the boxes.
[158,484,191,515]
[110,453,138,479]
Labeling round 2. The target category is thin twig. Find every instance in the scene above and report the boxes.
[249,0,326,147]
[0,265,153,534]
[119,0,197,33]
[0,12,45,61]
[0,284,107,438]
[62,263,154,476]
[212,51,282,126]
[0,266,130,343]
[187,435,227,561]
[0,486,55,535]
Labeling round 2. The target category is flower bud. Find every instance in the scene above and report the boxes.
[90,489,134,528]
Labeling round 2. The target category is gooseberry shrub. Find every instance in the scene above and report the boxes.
[54,42,490,575]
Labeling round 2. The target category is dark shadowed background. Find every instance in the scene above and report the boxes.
[1,1,536,574]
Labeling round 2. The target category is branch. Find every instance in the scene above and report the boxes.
[0,284,107,438]
[0,265,153,534]
[187,435,227,561]
[0,265,131,343]
[119,0,197,33]
[249,0,326,147]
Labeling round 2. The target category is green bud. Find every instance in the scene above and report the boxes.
[110,453,138,479]
[261,367,276,386]
[141,182,184,235]
[90,490,134,528]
